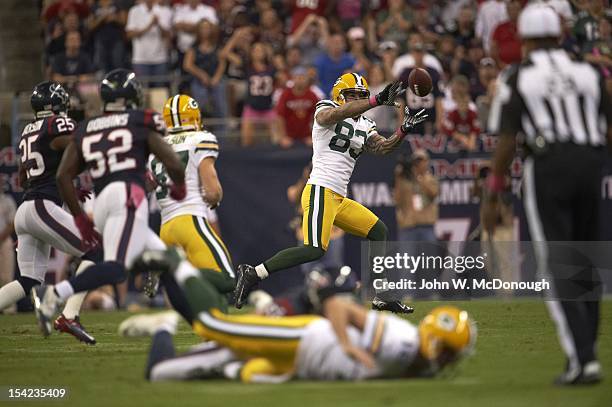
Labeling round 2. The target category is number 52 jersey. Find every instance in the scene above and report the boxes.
[308,100,377,197]
[73,109,166,195]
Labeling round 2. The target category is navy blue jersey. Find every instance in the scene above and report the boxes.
[73,109,165,195]
[245,67,276,111]
[19,115,77,205]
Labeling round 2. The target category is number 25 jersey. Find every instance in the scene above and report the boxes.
[73,109,166,195]
[307,100,377,197]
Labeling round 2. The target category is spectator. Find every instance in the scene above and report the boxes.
[50,31,95,85]
[88,0,128,73]
[258,8,286,55]
[363,64,397,135]
[347,27,374,76]
[241,42,279,146]
[378,41,399,82]
[452,38,485,87]
[335,0,363,31]
[447,5,476,48]
[46,10,84,65]
[573,0,606,53]
[490,0,522,68]
[221,26,254,121]
[173,0,218,64]
[475,0,508,54]
[376,0,413,52]
[471,57,498,101]
[442,92,481,152]
[125,0,172,87]
[412,4,442,49]
[437,34,457,77]
[289,0,329,34]
[392,33,444,78]
[394,149,439,242]
[442,74,478,125]
[184,20,228,133]
[0,188,16,313]
[287,13,329,66]
[398,41,444,135]
[584,16,612,88]
[275,66,320,148]
[314,34,355,97]
[476,77,498,133]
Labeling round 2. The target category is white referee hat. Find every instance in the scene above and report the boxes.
[518,3,561,39]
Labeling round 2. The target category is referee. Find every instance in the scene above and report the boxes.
[483,4,611,385]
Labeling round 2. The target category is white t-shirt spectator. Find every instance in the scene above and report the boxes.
[475,0,508,53]
[126,3,172,64]
[391,53,444,79]
[173,3,218,53]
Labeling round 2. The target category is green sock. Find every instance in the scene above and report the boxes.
[199,268,235,294]
[262,245,325,274]
[182,275,225,314]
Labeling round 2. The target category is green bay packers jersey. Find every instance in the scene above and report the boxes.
[149,130,219,224]
[307,100,377,196]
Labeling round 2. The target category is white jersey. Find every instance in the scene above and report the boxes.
[295,311,420,380]
[149,130,219,224]
[308,100,378,196]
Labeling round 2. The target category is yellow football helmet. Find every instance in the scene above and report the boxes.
[331,72,369,105]
[163,94,202,132]
[418,306,477,361]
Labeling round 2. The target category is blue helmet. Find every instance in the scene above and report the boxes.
[30,81,70,117]
[100,68,142,110]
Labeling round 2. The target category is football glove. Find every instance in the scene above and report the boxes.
[77,187,92,203]
[169,183,186,201]
[371,81,405,107]
[74,213,101,250]
[400,107,428,133]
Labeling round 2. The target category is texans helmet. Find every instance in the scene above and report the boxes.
[100,68,142,110]
[30,81,70,117]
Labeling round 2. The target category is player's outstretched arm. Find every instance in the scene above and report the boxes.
[315,81,405,127]
[147,132,185,187]
[56,140,85,217]
[364,107,428,155]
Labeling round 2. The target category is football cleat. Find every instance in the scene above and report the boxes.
[234,264,260,309]
[131,248,184,276]
[118,311,179,337]
[54,314,96,345]
[143,271,161,298]
[554,361,602,386]
[371,296,414,314]
[31,288,52,337]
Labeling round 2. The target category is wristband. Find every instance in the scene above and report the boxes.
[396,126,408,137]
[368,95,379,107]
[485,174,506,194]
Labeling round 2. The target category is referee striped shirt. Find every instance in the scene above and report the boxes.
[488,48,611,148]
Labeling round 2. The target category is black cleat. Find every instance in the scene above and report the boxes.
[234,264,260,309]
[54,314,97,345]
[371,296,414,314]
[130,248,184,276]
[554,361,602,386]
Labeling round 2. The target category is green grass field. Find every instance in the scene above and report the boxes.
[0,300,610,407]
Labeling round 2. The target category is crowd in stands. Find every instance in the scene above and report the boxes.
[39,0,611,147]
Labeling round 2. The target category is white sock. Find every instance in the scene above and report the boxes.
[255,264,269,280]
[154,322,176,336]
[174,260,199,285]
[54,280,75,301]
[0,281,26,311]
[61,260,93,319]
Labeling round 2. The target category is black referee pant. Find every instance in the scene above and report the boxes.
[523,143,604,374]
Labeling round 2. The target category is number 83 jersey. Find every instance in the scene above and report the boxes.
[308,100,377,197]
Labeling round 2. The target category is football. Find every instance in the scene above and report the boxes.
[408,68,433,97]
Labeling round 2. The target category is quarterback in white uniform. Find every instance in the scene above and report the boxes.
[235,73,427,313]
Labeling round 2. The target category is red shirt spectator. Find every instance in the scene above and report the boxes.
[290,0,327,34]
[490,1,522,67]
[276,68,320,147]
[442,100,481,151]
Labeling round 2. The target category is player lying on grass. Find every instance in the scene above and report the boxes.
[142,94,235,324]
[234,72,427,314]
[121,248,476,382]
[0,81,100,344]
